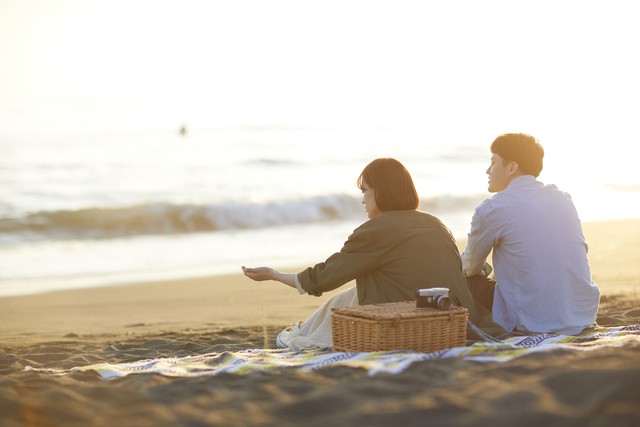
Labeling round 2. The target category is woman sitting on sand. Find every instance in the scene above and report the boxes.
[242,158,497,350]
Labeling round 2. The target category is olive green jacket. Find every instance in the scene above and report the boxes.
[297,210,502,337]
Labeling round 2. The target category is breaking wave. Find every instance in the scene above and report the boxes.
[0,193,483,242]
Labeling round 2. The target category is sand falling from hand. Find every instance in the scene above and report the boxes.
[257,282,268,348]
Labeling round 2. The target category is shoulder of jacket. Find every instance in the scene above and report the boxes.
[354,210,429,231]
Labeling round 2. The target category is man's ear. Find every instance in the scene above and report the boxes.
[507,161,520,176]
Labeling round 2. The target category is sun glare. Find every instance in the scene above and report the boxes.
[0,1,638,143]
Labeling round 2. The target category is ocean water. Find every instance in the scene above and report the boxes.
[1,124,638,297]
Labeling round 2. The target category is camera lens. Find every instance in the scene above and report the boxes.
[436,296,451,310]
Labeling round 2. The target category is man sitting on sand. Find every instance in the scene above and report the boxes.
[461,133,600,335]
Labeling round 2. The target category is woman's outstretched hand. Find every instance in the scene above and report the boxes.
[241,266,276,281]
[241,266,298,289]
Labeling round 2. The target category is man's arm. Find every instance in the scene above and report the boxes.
[461,209,495,276]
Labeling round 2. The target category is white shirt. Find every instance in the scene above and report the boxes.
[461,175,600,335]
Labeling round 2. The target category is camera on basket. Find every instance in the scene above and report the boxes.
[415,287,452,310]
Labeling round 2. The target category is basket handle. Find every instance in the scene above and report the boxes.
[392,315,401,328]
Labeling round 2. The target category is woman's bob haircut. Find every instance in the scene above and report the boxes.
[357,158,419,212]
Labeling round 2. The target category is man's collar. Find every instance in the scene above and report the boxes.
[505,174,537,190]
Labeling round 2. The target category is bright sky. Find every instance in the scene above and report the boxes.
[1,0,638,150]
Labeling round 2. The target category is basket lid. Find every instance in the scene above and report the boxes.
[331,301,468,321]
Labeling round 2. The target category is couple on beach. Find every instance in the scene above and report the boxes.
[242,133,600,350]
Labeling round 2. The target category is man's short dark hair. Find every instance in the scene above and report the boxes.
[491,133,544,177]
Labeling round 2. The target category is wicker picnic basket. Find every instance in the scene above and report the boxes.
[331,301,468,352]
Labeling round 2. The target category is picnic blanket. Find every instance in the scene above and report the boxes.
[27,325,640,379]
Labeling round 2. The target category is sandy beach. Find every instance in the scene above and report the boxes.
[1,218,640,426]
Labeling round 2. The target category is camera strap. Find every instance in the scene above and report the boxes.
[450,290,502,343]
[466,320,502,343]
